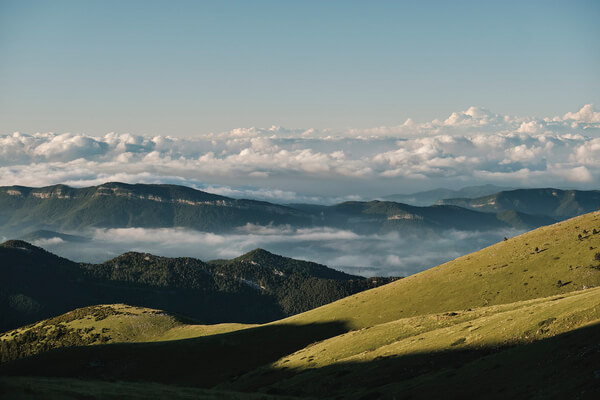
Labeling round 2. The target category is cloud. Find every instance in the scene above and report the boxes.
[555,165,593,183]
[563,104,600,124]
[31,237,65,247]
[516,121,543,134]
[22,225,526,278]
[0,105,599,200]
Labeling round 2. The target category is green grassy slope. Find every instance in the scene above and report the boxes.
[0,321,350,388]
[3,288,599,398]
[3,212,600,398]
[0,305,254,363]
[275,287,600,370]
[282,211,600,329]
[226,287,600,397]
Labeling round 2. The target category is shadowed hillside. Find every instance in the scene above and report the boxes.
[0,242,395,332]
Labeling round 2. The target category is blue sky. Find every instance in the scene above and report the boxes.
[1,0,599,136]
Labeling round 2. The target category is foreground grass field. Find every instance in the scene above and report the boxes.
[2,211,600,398]
[227,287,600,398]
[0,376,304,400]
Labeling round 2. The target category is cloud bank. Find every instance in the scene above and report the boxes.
[1,105,599,201]
[13,225,524,277]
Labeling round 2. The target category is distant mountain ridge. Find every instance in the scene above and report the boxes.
[438,188,600,219]
[0,240,396,332]
[0,182,309,234]
[19,229,90,243]
[0,183,557,237]
[292,200,555,232]
[382,184,513,206]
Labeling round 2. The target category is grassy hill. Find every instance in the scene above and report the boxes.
[276,210,600,330]
[0,241,394,332]
[0,304,254,363]
[227,287,600,398]
[2,211,600,398]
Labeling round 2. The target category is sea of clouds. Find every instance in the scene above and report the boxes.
[2,105,598,275]
[1,104,599,202]
[9,225,525,277]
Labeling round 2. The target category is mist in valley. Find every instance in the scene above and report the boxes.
[3,225,525,277]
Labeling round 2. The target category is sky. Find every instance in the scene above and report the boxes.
[1,0,599,136]
[0,0,599,199]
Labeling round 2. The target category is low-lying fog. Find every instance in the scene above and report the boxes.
[5,225,526,277]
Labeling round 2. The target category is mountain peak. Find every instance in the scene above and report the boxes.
[237,248,280,262]
[104,251,166,264]
[0,240,42,252]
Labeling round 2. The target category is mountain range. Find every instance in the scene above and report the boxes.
[381,184,513,206]
[0,183,308,235]
[3,183,589,239]
[438,188,600,218]
[0,241,395,333]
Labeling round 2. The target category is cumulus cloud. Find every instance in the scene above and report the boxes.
[563,104,600,124]
[0,105,599,201]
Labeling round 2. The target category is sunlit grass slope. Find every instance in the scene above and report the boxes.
[227,287,600,397]
[276,287,600,370]
[283,211,600,329]
[0,305,254,363]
